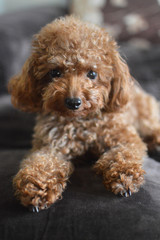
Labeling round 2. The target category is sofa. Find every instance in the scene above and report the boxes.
[0,5,160,240]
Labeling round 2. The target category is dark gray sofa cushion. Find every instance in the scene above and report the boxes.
[0,95,34,149]
[121,44,160,100]
[0,150,160,240]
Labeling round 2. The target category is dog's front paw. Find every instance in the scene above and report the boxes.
[23,182,63,212]
[103,163,145,197]
[109,174,144,197]
[13,169,67,212]
[26,185,61,212]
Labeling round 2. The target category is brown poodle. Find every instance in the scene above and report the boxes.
[8,16,160,212]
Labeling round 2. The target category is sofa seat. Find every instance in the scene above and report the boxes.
[0,150,160,240]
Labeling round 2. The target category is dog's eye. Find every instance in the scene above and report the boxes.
[50,69,62,78]
[87,70,97,80]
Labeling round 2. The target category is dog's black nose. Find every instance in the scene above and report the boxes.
[65,98,82,110]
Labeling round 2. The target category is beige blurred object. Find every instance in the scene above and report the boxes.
[157,0,160,5]
[70,0,106,25]
[123,13,149,34]
[104,23,122,38]
[127,38,151,50]
[110,0,128,8]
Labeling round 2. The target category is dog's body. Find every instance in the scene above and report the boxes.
[9,16,160,212]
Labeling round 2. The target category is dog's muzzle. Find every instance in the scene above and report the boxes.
[65,97,81,110]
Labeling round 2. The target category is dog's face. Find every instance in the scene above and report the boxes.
[8,16,131,117]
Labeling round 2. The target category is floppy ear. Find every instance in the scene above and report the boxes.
[8,57,42,112]
[106,52,132,112]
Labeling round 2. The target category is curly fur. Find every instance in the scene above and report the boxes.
[8,16,160,212]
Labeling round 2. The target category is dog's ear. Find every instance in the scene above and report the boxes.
[106,52,132,112]
[8,56,42,112]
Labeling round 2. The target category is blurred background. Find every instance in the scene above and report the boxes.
[0,0,66,14]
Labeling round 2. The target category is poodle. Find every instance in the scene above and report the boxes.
[8,16,160,212]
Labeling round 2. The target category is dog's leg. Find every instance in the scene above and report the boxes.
[13,147,74,211]
[93,125,147,197]
[132,86,160,150]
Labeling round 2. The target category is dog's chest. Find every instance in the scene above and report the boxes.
[34,113,124,158]
[36,114,112,150]
[51,116,105,143]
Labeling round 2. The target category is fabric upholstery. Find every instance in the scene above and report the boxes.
[0,150,160,240]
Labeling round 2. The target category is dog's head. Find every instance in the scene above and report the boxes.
[8,16,132,117]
